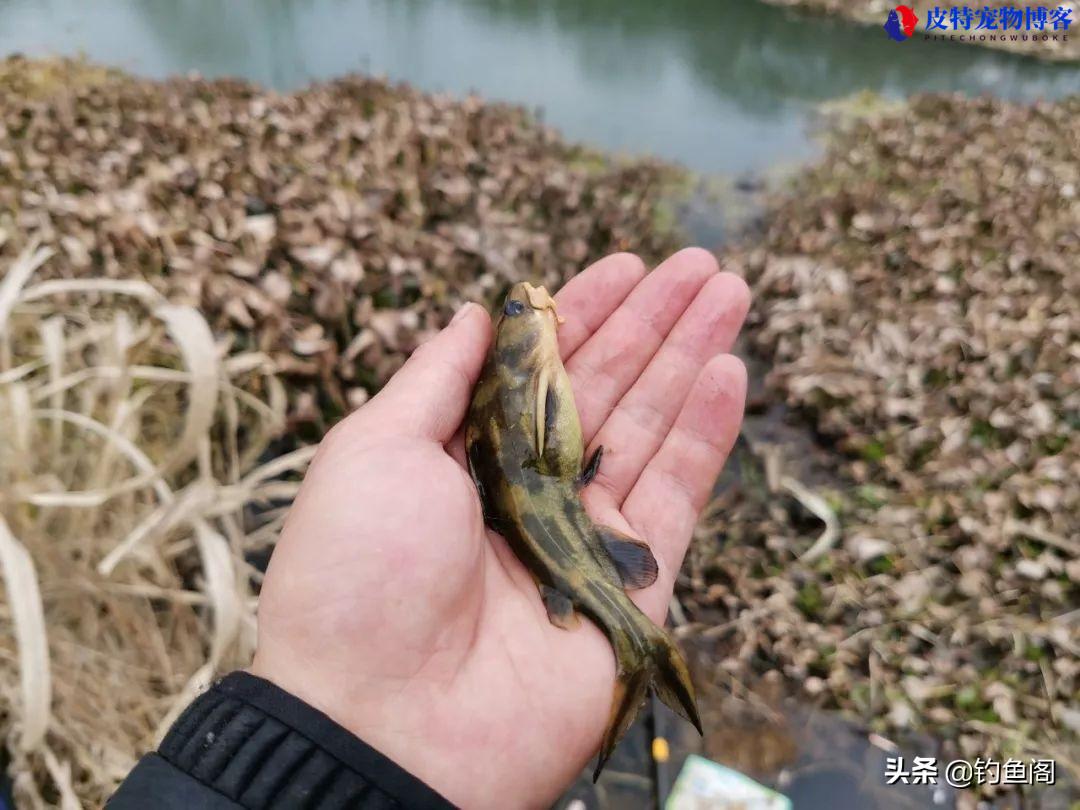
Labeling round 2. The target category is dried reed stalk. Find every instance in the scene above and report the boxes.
[0,244,312,808]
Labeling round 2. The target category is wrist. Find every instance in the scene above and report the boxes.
[150,670,454,809]
[249,650,481,808]
[249,648,569,809]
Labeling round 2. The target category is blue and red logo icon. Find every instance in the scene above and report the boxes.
[884,5,920,40]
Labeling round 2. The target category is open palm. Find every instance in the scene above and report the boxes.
[253,249,750,809]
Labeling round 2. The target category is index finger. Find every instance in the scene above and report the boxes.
[554,252,647,358]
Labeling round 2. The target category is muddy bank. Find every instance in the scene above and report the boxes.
[761,0,1080,61]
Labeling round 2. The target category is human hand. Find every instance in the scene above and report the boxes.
[251,249,750,809]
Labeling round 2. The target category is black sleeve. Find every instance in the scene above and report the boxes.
[107,671,456,810]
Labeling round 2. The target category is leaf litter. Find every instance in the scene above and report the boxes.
[699,92,1078,801]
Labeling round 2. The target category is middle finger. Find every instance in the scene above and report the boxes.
[586,271,749,505]
[564,247,717,442]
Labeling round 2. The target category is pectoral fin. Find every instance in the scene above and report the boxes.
[540,585,579,630]
[535,367,552,455]
[576,445,603,488]
[597,525,658,590]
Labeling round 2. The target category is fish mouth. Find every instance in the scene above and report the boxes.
[521,282,565,325]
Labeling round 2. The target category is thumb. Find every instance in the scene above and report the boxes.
[351,302,491,443]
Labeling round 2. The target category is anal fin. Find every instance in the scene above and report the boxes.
[597,525,658,590]
[540,585,580,631]
[593,669,649,781]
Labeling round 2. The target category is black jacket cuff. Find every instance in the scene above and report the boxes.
[108,671,455,809]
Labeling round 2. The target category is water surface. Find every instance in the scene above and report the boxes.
[2,0,1078,175]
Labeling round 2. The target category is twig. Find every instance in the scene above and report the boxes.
[965,720,1080,779]
[785,476,841,563]
[1004,518,1080,557]
[668,596,688,627]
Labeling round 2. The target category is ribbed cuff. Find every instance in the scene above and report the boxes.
[157,671,455,809]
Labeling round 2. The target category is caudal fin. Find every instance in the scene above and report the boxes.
[649,626,702,735]
[592,622,701,781]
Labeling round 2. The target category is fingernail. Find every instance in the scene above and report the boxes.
[450,302,475,326]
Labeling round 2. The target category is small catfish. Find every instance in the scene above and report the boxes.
[465,281,702,780]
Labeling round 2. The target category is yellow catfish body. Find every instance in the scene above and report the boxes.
[464,282,701,779]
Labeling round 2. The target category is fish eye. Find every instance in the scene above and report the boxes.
[504,299,526,317]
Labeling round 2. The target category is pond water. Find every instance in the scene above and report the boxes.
[3,0,1078,176]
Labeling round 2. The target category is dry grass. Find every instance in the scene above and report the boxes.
[0,244,313,807]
